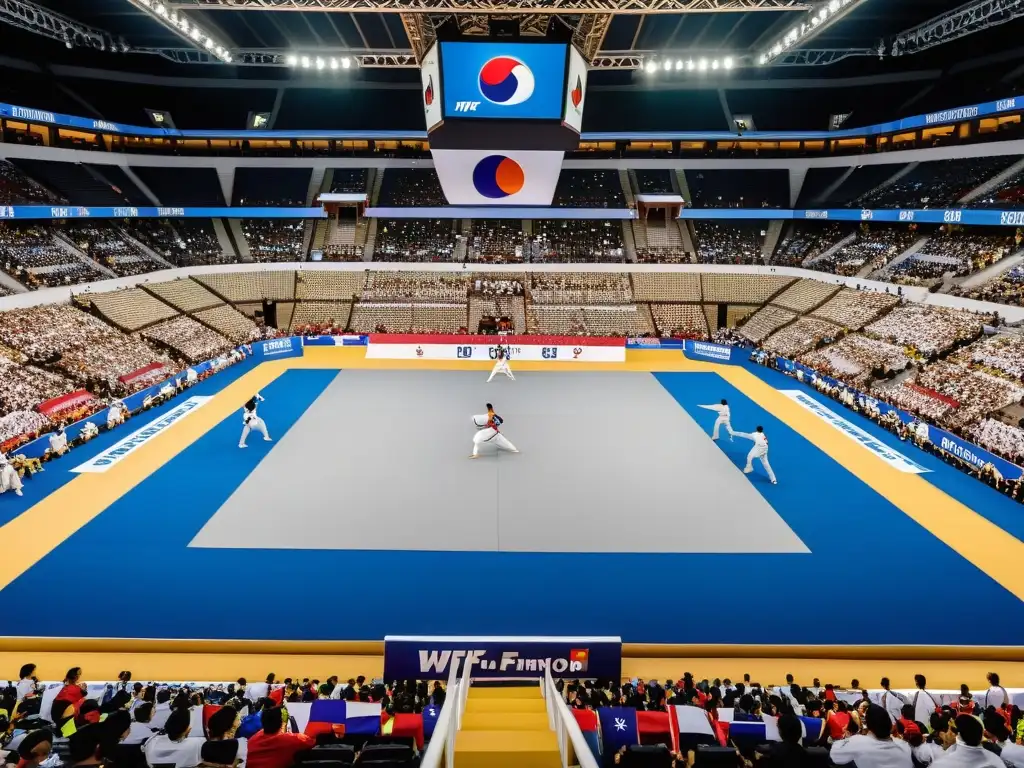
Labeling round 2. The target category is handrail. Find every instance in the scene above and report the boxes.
[419,655,463,768]
[543,666,601,768]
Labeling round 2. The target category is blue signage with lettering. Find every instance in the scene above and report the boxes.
[382,635,622,680]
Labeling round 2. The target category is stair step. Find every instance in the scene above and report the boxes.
[465,698,546,714]
[469,686,541,700]
[462,712,549,731]
[455,730,560,768]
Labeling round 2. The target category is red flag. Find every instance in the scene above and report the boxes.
[572,710,598,732]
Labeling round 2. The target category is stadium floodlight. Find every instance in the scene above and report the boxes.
[698,57,708,70]
[711,58,719,69]
[686,58,694,70]
[125,0,233,62]
[662,59,671,71]
[329,57,339,69]
[341,56,351,68]
[286,54,298,65]
[300,55,310,67]
[316,56,325,69]
[724,56,733,69]
[644,60,656,73]
[675,59,683,70]
[759,0,867,65]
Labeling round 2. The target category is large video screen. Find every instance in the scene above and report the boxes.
[440,42,568,121]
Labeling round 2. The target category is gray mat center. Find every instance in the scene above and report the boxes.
[190,370,807,554]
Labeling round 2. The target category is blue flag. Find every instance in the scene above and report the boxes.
[422,704,441,738]
[598,708,639,754]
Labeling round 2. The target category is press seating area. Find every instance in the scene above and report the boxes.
[87,287,179,332]
[141,316,233,363]
[771,279,843,314]
[650,304,709,339]
[811,288,900,330]
[193,305,261,343]
[762,316,843,357]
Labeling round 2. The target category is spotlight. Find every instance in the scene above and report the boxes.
[341,57,351,68]
[686,59,694,71]
[316,57,325,70]
[829,0,839,11]
[224,52,232,62]
[155,3,167,16]
[712,59,719,70]
[644,60,656,73]
[662,59,671,71]
[329,57,339,70]
[287,54,298,66]
[758,54,767,64]
[204,37,213,48]
[301,55,310,68]
[190,27,201,40]
[772,43,782,55]
[698,57,708,71]
[675,59,683,70]
[140,0,151,5]
[724,57,733,69]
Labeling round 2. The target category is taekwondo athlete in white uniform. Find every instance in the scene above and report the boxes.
[470,403,519,458]
[734,425,777,484]
[238,393,272,448]
[487,345,515,383]
[698,399,734,441]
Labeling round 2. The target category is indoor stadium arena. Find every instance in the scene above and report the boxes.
[0,0,1021,766]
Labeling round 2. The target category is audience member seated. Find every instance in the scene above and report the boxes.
[972,167,1024,209]
[0,160,63,204]
[810,227,918,277]
[954,333,1024,381]
[468,220,525,262]
[687,169,788,208]
[377,170,446,207]
[651,304,709,339]
[864,304,991,357]
[552,171,625,208]
[529,220,625,263]
[738,306,797,343]
[362,272,468,303]
[773,224,848,267]
[330,168,369,194]
[695,221,764,265]
[953,262,1024,307]
[142,316,233,363]
[0,223,103,290]
[242,219,305,263]
[812,288,900,330]
[762,317,842,357]
[374,219,456,262]
[634,170,675,194]
[529,273,632,304]
[800,334,910,387]
[859,157,1016,209]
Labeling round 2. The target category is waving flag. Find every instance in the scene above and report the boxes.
[422,704,441,738]
[599,708,639,754]
[304,700,381,737]
[572,709,601,762]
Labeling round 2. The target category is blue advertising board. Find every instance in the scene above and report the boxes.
[382,635,622,680]
[0,205,326,220]
[684,339,738,364]
[1,94,1018,141]
[440,42,568,121]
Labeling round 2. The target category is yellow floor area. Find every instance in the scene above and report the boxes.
[456,687,559,768]
[0,346,1019,678]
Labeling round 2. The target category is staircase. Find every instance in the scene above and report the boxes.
[227,219,252,261]
[618,169,635,207]
[52,232,117,278]
[761,220,785,263]
[959,156,1024,204]
[114,226,174,269]
[456,686,559,768]
[868,234,931,279]
[673,168,692,202]
[804,231,856,267]
[362,218,379,261]
[621,220,637,261]
[369,169,385,206]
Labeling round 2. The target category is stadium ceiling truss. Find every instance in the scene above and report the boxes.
[163,0,814,13]
[890,0,1024,56]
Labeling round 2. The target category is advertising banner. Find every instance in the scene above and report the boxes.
[420,42,443,132]
[365,341,625,362]
[251,336,303,361]
[684,340,737,363]
[0,206,326,221]
[440,42,568,121]
[626,337,685,349]
[301,335,367,346]
[430,148,565,206]
[563,45,587,133]
[383,635,622,680]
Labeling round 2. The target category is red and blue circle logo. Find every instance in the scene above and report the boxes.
[478,56,535,106]
[472,155,525,199]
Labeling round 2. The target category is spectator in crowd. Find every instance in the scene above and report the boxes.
[4,729,53,768]
[913,675,941,725]
[759,713,815,768]
[124,702,156,745]
[246,706,313,768]
[15,664,36,702]
[52,668,86,723]
[983,711,1024,768]
[150,689,173,730]
[930,713,1004,768]
[200,706,247,767]
[143,708,202,768]
[830,704,913,768]
[984,672,1009,710]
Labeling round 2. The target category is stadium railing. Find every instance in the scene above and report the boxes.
[542,665,601,768]
[421,653,466,768]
